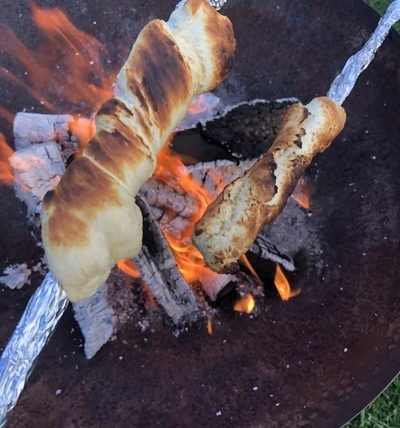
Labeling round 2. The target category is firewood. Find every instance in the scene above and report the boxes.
[8,142,65,218]
[249,234,295,272]
[13,112,94,160]
[133,195,198,324]
[186,158,256,199]
[13,113,74,148]
[198,270,236,301]
[200,98,297,160]
[72,283,117,359]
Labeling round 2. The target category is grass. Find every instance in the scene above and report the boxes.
[345,1,399,427]
[365,0,400,32]
[346,376,400,427]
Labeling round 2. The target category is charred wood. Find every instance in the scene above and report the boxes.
[249,234,295,272]
[133,195,198,324]
[200,98,297,160]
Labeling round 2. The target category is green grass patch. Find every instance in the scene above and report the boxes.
[346,375,400,427]
[364,0,400,32]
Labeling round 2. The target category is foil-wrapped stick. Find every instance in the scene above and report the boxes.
[0,273,69,426]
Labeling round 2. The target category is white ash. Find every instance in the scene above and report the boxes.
[13,112,93,161]
[13,113,73,148]
[0,263,31,290]
[8,142,65,218]
[265,197,324,276]
[72,283,117,359]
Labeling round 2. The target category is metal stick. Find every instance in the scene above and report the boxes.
[176,0,228,10]
[0,273,69,427]
[327,0,400,105]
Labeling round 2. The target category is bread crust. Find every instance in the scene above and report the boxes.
[193,97,346,273]
[41,0,236,302]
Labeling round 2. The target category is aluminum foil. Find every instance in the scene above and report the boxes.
[176,0,228,11]
[327,0,400,105]
[0,273,68,427]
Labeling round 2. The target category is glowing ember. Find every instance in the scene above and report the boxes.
[274,264,300,301]
[0,134,14,185]
[233,294,255,314]
[292,177,311,210]
[117,259,141,279]
[207,317,213,335]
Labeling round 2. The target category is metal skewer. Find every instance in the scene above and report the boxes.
[327,0,400,105]
[0,273,68,427]
[0,0,399,425]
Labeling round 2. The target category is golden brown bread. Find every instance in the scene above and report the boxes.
[193,97,346,273]
[41,0,236,302]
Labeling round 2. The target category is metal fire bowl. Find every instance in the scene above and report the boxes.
[1,1,400,426]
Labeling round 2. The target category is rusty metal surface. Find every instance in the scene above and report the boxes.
[0,1,400,427]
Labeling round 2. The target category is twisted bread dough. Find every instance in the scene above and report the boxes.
[41,0,235,302]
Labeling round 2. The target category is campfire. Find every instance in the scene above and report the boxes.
[0,5,305,359]
[1,1,400,427]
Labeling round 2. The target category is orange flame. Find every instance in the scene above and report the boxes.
[207,317,213,335]
[274,264,300,301]
[0,5,115,114]
[68,116,96,149]
[292,177,311,210]
[155,144,222,286]
[117,259,141,279]
[0,106,15,126]
[0,134,15,185]
[233,294,255,313]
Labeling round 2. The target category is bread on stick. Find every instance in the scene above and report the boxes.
[193,97,346,273]
[41,0,236,302]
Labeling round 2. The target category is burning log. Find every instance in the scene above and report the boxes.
[13,113,73,147]
[133,195,198,324]
[13,112,94,160]
[8,142,65,218]
[141,159,256,235]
